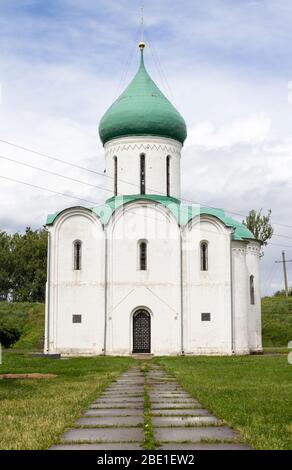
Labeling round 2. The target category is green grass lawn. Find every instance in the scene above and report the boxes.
[1,352,292,450]
[154,355,292,450]
[0,351,132,450]
[1,300,292,450]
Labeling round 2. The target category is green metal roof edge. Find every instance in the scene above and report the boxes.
[46,206,94,226]
[46,211,60,225]
[46,195,255,241]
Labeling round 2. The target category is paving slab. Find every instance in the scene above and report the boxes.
[150,378,178,381]
[152,416,220,426]
[149,391,190,398]
[151,409,212,416]
[89,403,144,409]
[118,378,143,381]
[151,398,199,404]
[151,403,201,409]
[101,392,144,397]
[151,387,183,391]
[159,443,251,450]
[118,378,142,381]
[150,382,181,385]
[154,426,237,443]
[105,387,144,392]
[50,443,142,450]
[95,397,143,403]
[62,427,143,443]
[84,409,143,417]
[76,416,143,426]
[150,379,183,382]
[107,383,144,392]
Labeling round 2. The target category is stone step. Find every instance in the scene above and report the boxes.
[76,416,143,426]
[152,416,220,427]
[89,403,144,409]
[51,443,142,450]
[94,397,144,403]
[159,443,251,450]
[150,399,199,404]
[151,402,201,409]
[84,409,143,417]
[62,427,143,443]
[154,426,238,443]
[151,408,211,416]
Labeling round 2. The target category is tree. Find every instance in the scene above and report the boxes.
[10,227,48,302]
[0,227,48,303]
[242,209,274,246]
[274,288,292,297]
[0,231,13,301]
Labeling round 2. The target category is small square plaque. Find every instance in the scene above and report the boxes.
[201,312,211,321]
[72,314,82,323]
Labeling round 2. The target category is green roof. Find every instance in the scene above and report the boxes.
[46,195,255,242]
[98,49,187,145]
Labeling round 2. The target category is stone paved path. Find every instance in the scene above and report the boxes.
[148,365,250,450]
[50,363,250,450]
[50,365,144,450]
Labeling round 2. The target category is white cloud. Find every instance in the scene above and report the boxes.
[186,113,272,149]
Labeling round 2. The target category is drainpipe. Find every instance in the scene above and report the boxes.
[230,231,235,354]
[45,228,51,353]
[180,230,184,355]
[103,229,108,355]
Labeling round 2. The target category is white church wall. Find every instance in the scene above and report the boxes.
[45,208,105,355]
[104,136,182,199]
[106,200,181,355]
[231,241,250,354]
[182,216,233,355]
[246,241,263,352]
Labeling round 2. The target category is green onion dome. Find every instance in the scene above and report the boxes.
[99,45,187,146]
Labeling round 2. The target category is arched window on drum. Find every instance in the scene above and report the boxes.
[138,240,147,271]
[250,275,255,305]
[200,241,208,271]
[73,240,82,270]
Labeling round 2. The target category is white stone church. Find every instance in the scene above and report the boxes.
[44,43,262,356]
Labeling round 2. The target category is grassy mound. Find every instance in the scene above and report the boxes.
[262,296,292,347]
[0,302,44,350]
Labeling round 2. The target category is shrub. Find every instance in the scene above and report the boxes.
[0,319,22,348]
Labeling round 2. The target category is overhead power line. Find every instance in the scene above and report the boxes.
[0,137,292,232]
[0,154,111,194]
[1,172,292,249]
[0,138,102,176]
[0,174,99,206]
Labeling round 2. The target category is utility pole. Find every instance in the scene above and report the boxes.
[275,251,292,297]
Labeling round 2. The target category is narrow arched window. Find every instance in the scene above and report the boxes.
[140,153,145,194]
[250,275,255,305]
[166,155,170,197]
[200,241,208,271]
[139,241,147,271]
[73,240,82,270]
[113,156,118,196]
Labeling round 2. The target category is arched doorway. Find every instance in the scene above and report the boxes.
[133,309,151,353]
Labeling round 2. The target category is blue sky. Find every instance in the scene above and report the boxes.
[0,0,292,295]
[1,0,292,74]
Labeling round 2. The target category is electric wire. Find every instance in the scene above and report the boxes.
[0,137,291,233]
